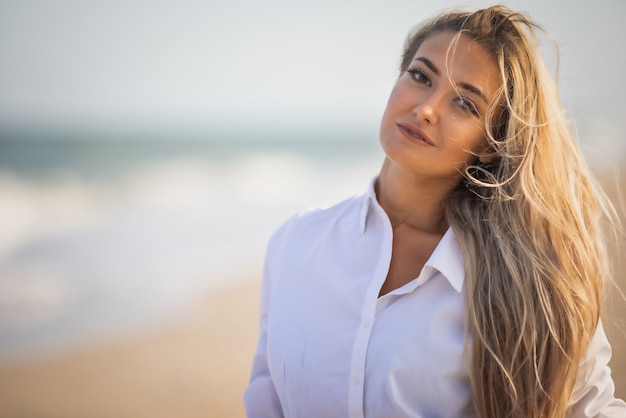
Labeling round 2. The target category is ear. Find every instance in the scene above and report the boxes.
[478,152,494,164]
[477,144,495,164]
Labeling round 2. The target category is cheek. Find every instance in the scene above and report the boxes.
[446,127,488,163]
[380,89,399,134]
[381,83,407,116]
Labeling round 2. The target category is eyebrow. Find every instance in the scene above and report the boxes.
[413,56,489,104]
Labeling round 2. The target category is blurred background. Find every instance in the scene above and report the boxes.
[0,0,624,416]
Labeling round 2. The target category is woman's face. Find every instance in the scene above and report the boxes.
[379,31,502,183]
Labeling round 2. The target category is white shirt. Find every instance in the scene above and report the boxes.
[244,178,626,418]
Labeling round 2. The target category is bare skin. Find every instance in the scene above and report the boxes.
[376,160,451,297]
[376,32,501,296]
[378,222,445,297]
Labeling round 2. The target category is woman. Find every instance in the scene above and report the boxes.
[244,5,626,417]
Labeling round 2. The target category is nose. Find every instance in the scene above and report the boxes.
[412,93,441,125]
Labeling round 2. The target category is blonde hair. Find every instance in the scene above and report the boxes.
[401,5,615,417]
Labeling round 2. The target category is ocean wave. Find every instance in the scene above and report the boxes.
[0,149,381,360]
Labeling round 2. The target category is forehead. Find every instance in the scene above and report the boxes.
[414,31,502,100]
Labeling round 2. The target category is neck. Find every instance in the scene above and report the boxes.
[377,158,460,234]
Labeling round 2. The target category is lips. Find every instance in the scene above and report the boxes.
[396,122,434,146]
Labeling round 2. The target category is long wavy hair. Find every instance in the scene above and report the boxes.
[400,5,615,417]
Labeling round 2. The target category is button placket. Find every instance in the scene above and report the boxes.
[347,199,393,418]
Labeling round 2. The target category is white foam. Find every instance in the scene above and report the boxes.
[0,263,76,331]
[0,149,381,361]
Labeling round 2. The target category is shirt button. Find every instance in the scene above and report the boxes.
[352,376,361,385]
[363,318,372,328]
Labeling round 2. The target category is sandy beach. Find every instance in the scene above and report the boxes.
[0,176,624,418]
[0,276,261,418]
[0,1,625,415]
[0,255,624,418]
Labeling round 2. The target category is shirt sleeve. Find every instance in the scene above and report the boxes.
[567,320,626,417]
[243,226,285,418]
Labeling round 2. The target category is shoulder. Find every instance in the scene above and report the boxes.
[291,194,363,229]
[266,193,365,257]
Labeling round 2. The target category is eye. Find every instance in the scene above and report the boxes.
[406,67,430,86]
[455,97,479,116]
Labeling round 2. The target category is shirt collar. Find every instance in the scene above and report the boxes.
[424,227,465,293]
[359,176,465,293]
[358,176,379,234]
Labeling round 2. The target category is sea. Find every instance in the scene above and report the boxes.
[0,115,624,364]
[0,129,384,363]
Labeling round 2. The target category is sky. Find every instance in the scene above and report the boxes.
[0,0,624,138]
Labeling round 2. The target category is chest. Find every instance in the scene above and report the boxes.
[380,226,443,296]
[265,246,472,417]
